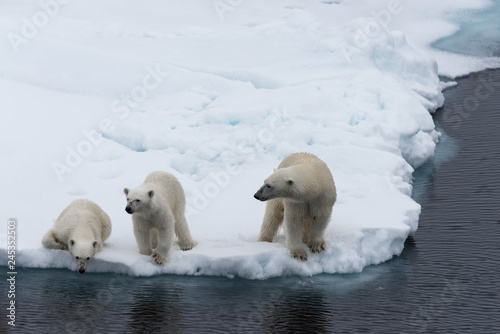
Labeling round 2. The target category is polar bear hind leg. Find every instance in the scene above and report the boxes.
[41,230,66,250]
[174,215,197,251]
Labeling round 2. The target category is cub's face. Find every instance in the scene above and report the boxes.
[254,169,294,201]
[123,187,154,214]
[68,239,98,274]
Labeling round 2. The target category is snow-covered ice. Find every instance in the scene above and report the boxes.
[0,0,498,279]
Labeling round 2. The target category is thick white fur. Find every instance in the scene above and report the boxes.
[124,171,196,266]
[42,199,112,273]
[255,152,336,261]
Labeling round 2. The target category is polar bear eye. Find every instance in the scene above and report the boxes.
[86,257,90,261]
[76,256,80,260]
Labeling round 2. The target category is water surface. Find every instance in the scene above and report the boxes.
[432,0,500,57]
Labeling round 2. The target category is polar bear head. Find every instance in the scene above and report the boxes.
[254,166,305,201]
[123,186,155,214]
[68,239,98,274]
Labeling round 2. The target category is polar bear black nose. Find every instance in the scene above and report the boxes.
[78,267,85,274]
[254,191,267,201]
[254,185,268,201]
[125,206,133,214]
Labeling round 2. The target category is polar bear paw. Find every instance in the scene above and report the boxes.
[308,239,326,253]
[179,240,197,251]
[290,248,308,261]
[151,251,167,266]
[257,235,274,243]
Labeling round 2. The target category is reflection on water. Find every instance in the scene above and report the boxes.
[4,261,416,334]
[130,283,183,333]
[2,236,420,333]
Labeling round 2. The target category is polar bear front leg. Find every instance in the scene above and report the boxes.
[258,199,284,242]
[133,220,153,256]
[94,239,103,253]
[151,218,175,265]
[284,204,308,261]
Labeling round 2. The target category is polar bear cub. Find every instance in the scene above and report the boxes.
[254,152,337,261]
[42,199,112,274]
[124,171,196,265]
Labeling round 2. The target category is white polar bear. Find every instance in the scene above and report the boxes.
[42,199,112,274]
[124,171,196,266]
[254,152,337,261]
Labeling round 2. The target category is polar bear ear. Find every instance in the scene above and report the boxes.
[287,179,294,186]
[148,190,154,198]
[69,239,75,247]
[92,241,98,249]
[123,188,129,195]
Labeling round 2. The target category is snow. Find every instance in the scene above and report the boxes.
[0,0,498,279]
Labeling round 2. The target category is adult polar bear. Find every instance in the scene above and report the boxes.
[254,152,337,261]
[42,199,112,274]
[124,171,196,266]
